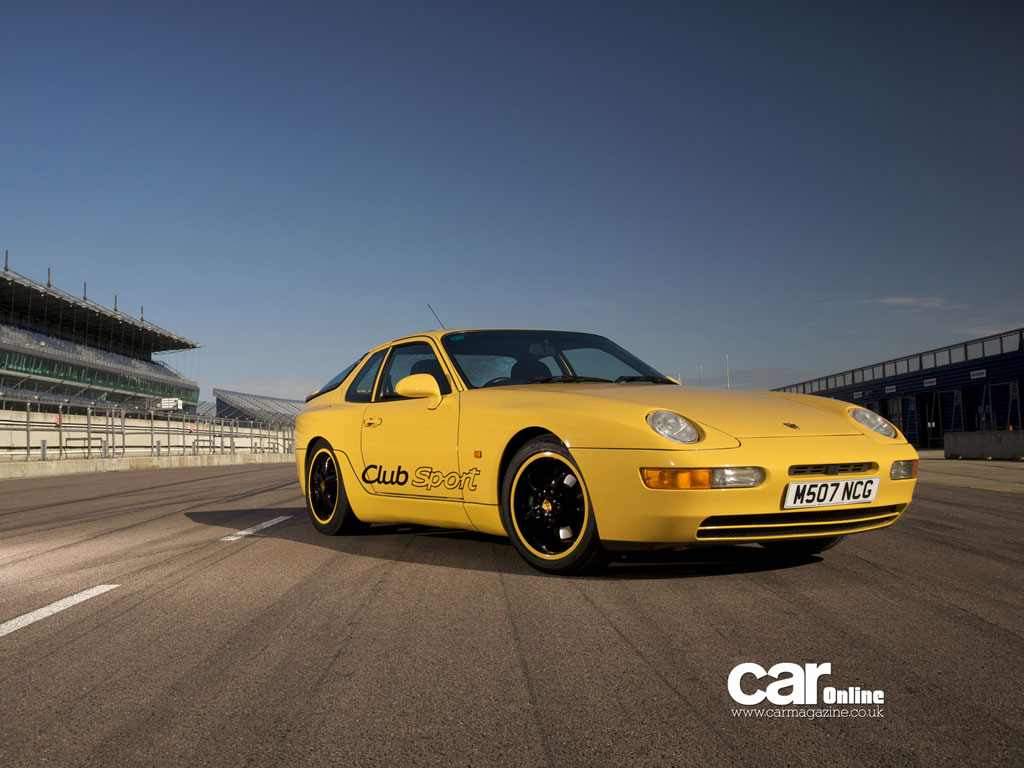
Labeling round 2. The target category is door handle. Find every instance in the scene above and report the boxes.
[363,416,382,428]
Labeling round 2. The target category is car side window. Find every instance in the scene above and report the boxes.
[346,349,388,403]
[376,342,452,400]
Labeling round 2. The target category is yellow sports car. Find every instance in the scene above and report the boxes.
[296,330,917,574]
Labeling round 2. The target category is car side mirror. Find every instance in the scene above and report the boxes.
[395,373,443,410]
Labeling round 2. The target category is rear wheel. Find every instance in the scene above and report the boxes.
[305,440,365,535]
[759,535,845,556]
[501,436,608,575]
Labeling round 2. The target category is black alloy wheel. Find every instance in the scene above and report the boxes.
[501,436,608,575]
[305,440,365,535]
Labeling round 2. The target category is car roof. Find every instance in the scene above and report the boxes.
[387,328,585,345]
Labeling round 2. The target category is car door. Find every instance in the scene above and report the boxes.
[359,341,470,521]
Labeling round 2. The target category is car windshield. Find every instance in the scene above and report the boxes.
[307,358,362,401]
[441,330,672,389]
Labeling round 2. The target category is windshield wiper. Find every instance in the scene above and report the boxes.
[528,376,612,384]
[615,375,677,385]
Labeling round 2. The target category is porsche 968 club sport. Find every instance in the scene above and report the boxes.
[296,330,918,574]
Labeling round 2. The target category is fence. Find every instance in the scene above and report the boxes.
[0,404,294,462]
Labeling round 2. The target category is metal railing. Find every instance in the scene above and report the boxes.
[0,403,294,462]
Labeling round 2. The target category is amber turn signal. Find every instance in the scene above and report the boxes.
[641,468,712,490]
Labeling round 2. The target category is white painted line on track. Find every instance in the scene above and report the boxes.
[220,515,292,541]
[0,585,120,639]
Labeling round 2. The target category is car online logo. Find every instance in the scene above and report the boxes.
[728,663,885,706]
[361,464,480,492]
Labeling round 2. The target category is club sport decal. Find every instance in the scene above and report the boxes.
[362,464,480,492]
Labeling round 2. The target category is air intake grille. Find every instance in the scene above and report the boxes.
[696,505,901,540]
[789,462,874,476]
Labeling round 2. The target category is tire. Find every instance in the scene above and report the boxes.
[305,440,366,535]
[500,436,608,575]
[759,535,845,557]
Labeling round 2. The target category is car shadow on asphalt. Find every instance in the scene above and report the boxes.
[187,508,822,580]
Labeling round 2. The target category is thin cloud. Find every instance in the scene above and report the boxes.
[956,323,1024,338]
[858,297,969,311]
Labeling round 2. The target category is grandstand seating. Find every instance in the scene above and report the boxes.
[0,388,123,411]
[196,401,219,418]
[0,323,196,386]
[213,389,304,426]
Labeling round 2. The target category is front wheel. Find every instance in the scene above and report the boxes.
[305,440,366,535]
[500,436,608,575]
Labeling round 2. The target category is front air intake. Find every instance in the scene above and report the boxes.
[696,505,902,540]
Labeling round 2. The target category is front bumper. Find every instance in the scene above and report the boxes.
[572,436,918,546]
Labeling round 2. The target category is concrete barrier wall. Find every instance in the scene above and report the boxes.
[944,430,1024,460]
[0,452,295,481]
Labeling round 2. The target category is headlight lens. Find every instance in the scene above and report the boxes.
[890,460,917,480]
[647,410,700,444]
[711,467,766,488]
[850,407,897,438]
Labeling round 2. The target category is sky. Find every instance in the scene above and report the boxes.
[2,0,1022,401]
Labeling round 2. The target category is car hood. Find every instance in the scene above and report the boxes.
[507,384,859,438]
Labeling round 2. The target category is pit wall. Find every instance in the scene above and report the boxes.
[0,452,293,481]
[944,430,1024,460]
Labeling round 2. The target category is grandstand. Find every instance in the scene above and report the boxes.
[1,259,200,414]
[213,389,304,427]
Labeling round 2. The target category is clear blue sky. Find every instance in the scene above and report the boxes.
[3,1,1022,401]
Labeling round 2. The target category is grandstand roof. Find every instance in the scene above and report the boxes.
[1,265,199,356]
[776,327,1023,397]
[213,389,304,426]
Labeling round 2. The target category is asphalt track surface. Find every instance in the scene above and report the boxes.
[1,463,1021,767]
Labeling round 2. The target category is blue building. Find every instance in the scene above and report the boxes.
[776,328,1024,448]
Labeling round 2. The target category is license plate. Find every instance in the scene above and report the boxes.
[784,477,880,509]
